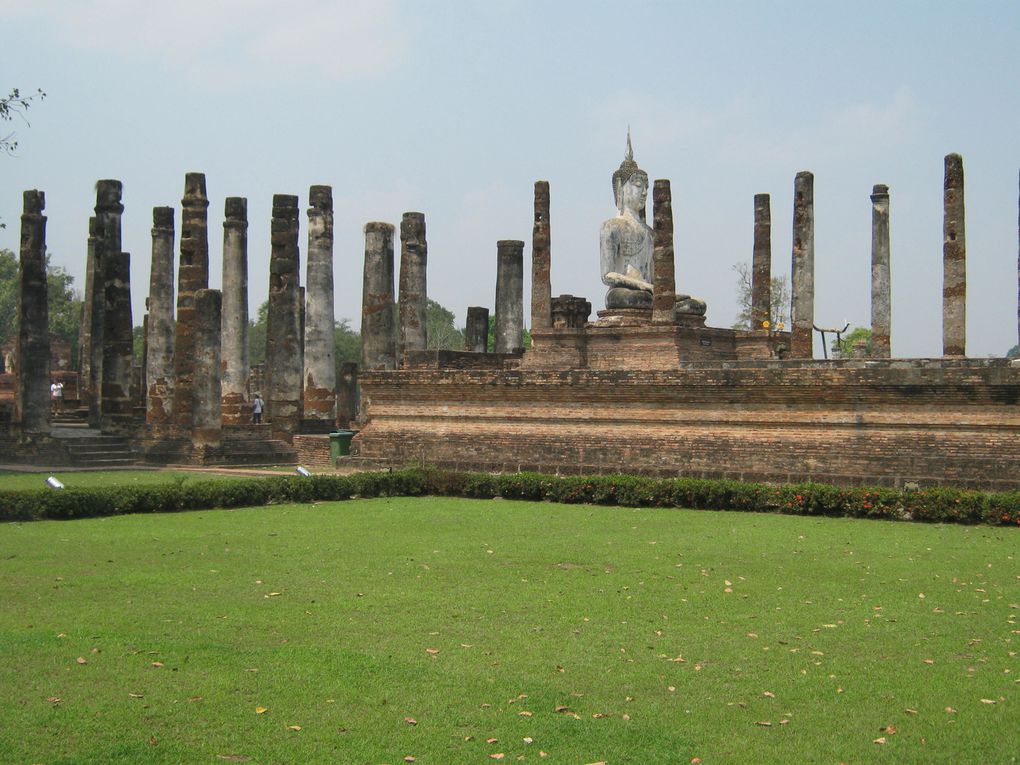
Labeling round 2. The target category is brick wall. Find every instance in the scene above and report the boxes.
[293,434,333,469]
[353,359,1020,490]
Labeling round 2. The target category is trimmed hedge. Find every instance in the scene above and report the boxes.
[1,469,1019,527]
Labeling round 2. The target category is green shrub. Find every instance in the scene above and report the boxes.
[2,469,1019,527]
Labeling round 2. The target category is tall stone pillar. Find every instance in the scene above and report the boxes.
[100,250,134,435]
[221,197,249,424]
[943,154,966,357]
[15,190,49,433]
[652,179,676,325]
[89,180,124,426]
[172,173,210,430]
[193,288,222,447]
[360,222,397,370]
[79,216,98,417]
[398,211,428,364]
[1017,169,1019,354]
[265,194,303,439]
[870,184,892,358]
[531,181,552,332]
[494,240,524,353]
[465,306,489,352]
[146,207,176,426]
[790,171,815,358]
[751,193,772,329]
[303,186,336,421]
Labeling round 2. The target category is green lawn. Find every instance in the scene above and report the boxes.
[0,469,264,492]
[1,498,1016,764]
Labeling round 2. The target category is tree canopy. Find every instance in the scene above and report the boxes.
[0,248,82,364]
[1,87,46,156]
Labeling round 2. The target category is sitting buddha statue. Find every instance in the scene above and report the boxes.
[600,133,654,309]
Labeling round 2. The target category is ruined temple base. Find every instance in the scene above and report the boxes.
[521,323,788,370]
[137,425,297,466]
[353,358,1020,491]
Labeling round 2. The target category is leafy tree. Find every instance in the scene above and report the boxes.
[132,325,145,364]
[1006,344,1018,359]
[0,248,82,365]
[730,261,790,330]
[425,298,464,351]
[832,326,872,358]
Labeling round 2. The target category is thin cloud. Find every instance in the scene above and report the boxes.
[7,0,404,86]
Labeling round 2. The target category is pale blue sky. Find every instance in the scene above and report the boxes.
[2,0,1018,356]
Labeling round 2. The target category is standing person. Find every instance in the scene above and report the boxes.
[252,392,264,424]
[50,380,64,412]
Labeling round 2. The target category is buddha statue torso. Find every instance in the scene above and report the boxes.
[600,136,654,309]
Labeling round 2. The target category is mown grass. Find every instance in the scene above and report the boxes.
[0,470,243,492]
[1,498,1016,764]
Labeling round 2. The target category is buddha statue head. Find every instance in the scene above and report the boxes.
[611,131,648,218]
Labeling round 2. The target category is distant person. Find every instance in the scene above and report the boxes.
[50,380,64,411]
[252,392,264,424]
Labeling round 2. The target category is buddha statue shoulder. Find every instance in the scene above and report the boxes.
[599,134,654,309]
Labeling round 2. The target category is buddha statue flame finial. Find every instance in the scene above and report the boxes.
[612,130,647,211]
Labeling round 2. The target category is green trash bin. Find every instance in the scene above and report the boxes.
[329,430,355,460]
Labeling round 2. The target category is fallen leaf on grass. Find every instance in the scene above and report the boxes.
[216,756,250,762]
[75,657,87,665]
[923,659,934,665]
[47,697,61,704]
[945,707,957,714]
[149,736,158,746]
[151,662,164,668]
[880,725,897,735]
[874,737,886,745]
[490,755,504,761]
[554,706,570,713]
[255,707,268,714]
[128,693,144,699]
[523,737,533,744]
[905,708,918,715]
[755,720,772,727]
[486,737,499,744]
[265,592,282,598]
[425,648,440,655]
[518,711,533,717]
[189,696,203,702]
[763,691,775,698]
[404,757,416,763]
[287,725,301,731]
[980,699,997,705]
[404,717,417,725]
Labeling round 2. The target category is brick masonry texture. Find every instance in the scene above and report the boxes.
[353,359,1020,490]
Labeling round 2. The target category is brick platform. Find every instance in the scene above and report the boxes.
[353,359,1020,490]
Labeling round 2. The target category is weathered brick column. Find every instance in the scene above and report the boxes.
[790,171,815,358]
[531,181,552,332]
[361,222,397,370]
[146,207,175,425]
[78,216,98,418]
[303,186,336,422]
[870,184,891,358]
[398,211,428,364]
[751,193,772,329]
[943,154,966,357]
[465,306,489,352]
[494,240,524,353]
[193,288,222,447]
[265,194,303,439]
[172,173,210,430]
[221,197,249,424]
[100,249,134,435]
[1016,169,1019,355]
[89,180,124,426]
[15,190,49,434]
[652,179,676,325]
